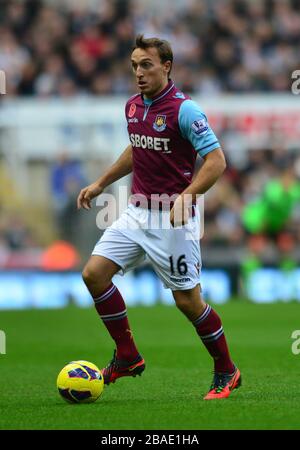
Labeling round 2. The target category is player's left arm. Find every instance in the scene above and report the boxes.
[181,147,226,200]
[170,100,226,226]
[170,148,226,226]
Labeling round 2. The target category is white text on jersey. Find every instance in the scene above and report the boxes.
[130,134,171,153]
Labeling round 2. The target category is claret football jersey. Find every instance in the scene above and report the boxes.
[125,79,220,201]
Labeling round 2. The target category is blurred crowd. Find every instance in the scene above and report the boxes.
[1,147,300,268]
[0,213,37,253]
[0,152,86,269]
[202,147,300,266]
[1,0,300,269]
[0,0,299,96]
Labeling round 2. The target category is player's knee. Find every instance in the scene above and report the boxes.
[174,297,192,313]
[82,265,94,287]
[174,293,206,320]
[82,265,107,291]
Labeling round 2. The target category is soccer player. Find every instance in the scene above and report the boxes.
[77,35,241,400]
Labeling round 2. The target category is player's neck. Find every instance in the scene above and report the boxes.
[144,79,170,101]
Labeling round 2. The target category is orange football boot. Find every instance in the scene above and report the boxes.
[101,350,145,385]
[204,367,242,400]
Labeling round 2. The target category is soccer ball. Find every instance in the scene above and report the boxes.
[57,360,104,404]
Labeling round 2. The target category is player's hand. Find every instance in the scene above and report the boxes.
[170,195,189,227]
[77,182,104,210]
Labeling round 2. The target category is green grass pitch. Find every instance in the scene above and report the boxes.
[1,301,300,430]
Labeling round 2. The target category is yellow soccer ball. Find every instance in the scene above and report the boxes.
[57,360,104,404]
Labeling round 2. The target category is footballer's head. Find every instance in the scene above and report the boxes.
[131,35,173,99]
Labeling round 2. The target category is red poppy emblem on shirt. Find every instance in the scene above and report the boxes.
[128,103,136,118]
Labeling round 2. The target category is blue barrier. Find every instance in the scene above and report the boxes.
[0,269,231,309]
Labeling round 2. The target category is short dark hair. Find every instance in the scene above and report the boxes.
[133,34,173,76]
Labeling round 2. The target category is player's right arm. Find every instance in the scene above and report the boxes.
[77,144,133,210]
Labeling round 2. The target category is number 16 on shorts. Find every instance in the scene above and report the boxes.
[169,254,188,275]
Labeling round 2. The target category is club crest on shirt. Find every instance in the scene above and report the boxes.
[153,114,167,132]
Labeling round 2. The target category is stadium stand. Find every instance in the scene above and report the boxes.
[0,0,299,271]
[0,0,299,96]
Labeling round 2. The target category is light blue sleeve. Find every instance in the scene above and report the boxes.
[178,99,220,157]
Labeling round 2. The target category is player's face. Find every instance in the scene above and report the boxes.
[131,47,171,99]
